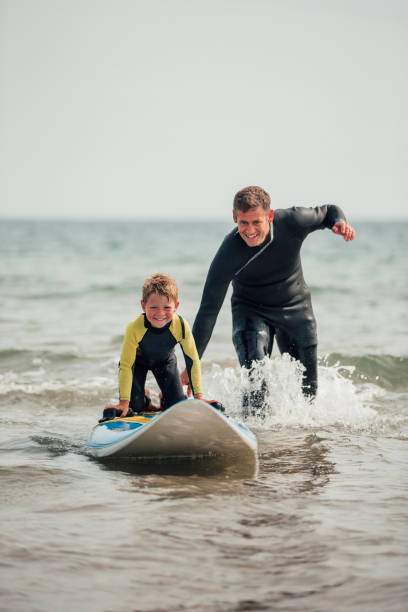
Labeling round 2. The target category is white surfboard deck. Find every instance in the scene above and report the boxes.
[87,398,257,462]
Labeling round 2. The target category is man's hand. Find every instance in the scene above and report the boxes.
[180,368,192,397]
[331,221,355,241]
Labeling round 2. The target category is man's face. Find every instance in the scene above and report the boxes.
[233,206,273,247]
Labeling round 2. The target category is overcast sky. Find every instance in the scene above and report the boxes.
[1,0,407,220]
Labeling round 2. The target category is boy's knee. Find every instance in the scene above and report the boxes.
[129,391,148,413]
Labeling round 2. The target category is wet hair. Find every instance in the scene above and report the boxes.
[142,273,178,304]
[233,186,271,213]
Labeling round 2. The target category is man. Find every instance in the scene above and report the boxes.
[181,186,355,413]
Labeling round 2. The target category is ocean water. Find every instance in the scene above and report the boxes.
[0,219,407,612]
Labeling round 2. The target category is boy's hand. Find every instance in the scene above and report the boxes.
[104,400,129,418]
[180,368,192,397]
[194,394,215,403]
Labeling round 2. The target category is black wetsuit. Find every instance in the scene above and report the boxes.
[192,205,346,406]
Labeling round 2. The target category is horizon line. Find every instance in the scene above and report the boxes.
[1,215,407,223]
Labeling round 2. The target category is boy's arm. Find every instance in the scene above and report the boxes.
[178,318,203,397]
[118,323,139,402]
[105,322,138,416]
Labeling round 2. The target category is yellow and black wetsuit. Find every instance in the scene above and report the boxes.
[118,313,202,412]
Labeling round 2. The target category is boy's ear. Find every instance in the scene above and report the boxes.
[141,300,145,311]
[174,301,180,311]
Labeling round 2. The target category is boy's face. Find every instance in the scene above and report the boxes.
[233,206,273,247]
[141,293,179,328]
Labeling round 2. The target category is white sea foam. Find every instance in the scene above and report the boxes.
[203,356,385,431]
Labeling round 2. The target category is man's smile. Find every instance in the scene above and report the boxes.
[233,206,273,247]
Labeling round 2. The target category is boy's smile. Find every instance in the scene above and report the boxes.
[141,293,179,328]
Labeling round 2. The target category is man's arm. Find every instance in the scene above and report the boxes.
[289,204,355,241]
[192,237,236,358]
[180,235,236,392]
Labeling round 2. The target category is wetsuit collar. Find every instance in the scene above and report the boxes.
[143,313,172,333]
[234,219,274,276]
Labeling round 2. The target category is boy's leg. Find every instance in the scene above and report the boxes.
[129,362,149,413]
[152,353,185,410]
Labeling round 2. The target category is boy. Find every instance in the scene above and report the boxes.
[104,272,206,418]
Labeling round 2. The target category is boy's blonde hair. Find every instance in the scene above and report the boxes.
[142,273,178,304]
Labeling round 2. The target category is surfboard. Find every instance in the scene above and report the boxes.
[87,398,257,462]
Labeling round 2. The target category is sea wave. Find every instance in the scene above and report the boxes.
[0,371,115,409]
[4,283,135,300]
[0,348,88,375]
[320,353,408,391]
[308,285,353,295]
[0,348,82,362]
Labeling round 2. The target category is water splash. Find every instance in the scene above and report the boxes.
[202,355,403,432]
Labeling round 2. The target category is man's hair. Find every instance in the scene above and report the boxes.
[142,273,178,303]
[233,186,271,213]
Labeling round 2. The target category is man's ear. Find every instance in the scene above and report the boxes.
[141,300,145,311]
[268,209,274,223]
[232,209,237,223]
